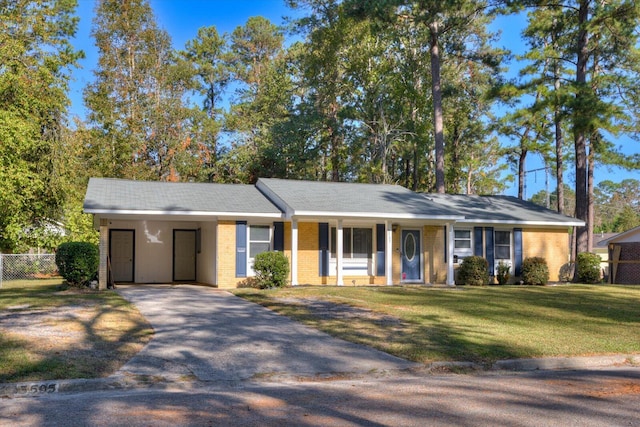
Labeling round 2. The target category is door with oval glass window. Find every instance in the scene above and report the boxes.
[401,229,421,282]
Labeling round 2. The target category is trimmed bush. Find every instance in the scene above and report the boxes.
[496,262,511,285]
[253,251,290,289]
[522,257,549,286]
[576,252,602,284]
[457,256,489,286]
[55,242,99,286]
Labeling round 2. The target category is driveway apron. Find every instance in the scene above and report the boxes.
[116,285,418,382]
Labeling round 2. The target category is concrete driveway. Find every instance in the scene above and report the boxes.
[116,285,419,382]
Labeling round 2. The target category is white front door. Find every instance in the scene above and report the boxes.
[174,230,196,281]
[110,230,134,282]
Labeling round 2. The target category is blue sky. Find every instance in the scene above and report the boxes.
[69,0,638,197]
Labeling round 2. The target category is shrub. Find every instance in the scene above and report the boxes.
[496,262,511,285]
[253,251,290,289]
[55,242,99,286]
[522,257,549,286]
[457,256,489,286]
[576,252,602,283]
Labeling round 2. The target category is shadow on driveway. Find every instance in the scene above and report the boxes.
[116,285,419,382]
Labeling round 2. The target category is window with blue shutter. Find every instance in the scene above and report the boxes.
[485,227,495,276]
[273,222,284,252]
[236,221,247,277]
[376,224,385,276]
[474,227,483,256]
[319,223,329,276]
[514,228,523,276]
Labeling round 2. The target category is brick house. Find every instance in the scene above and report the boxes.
[603,227,640,284]
[83,178,584,289]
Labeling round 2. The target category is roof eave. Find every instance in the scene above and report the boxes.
[85,209,284,219]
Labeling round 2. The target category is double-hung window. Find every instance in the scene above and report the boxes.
[494,230,511,260]
[454,229,472,262]
[330,227,373,275]
[248,225,271,275]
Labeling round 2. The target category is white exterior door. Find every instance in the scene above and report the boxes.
[110,230,134,282]
[174,230,196,281]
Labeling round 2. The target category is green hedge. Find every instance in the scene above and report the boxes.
[55,242,99,286]
[522,257,549,285]
[253,251,290,289]
[576,252,602,284]
[457,256,489,286]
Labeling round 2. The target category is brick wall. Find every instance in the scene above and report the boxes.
[216,220,237,288]
[523,228,569,282]
[612,242,640,284]
[424,226,447,284]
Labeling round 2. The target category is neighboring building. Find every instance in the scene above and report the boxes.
[594,232,618,280]
[601,227,640,284]
[83,178,584,290]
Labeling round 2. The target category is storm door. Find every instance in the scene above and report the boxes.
[401,229,422,282]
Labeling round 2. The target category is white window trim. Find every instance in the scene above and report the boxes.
[330,226,373,276]
[453,228,473,263]
[247,224,272,276]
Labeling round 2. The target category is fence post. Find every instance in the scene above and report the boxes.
[0,254,3,289]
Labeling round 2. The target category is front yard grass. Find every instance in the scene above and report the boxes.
[0,280,153,383]
[233,285,640,365]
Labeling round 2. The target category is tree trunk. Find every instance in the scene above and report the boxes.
[554,63,564,214]
[573,0,589,257]
[587,140,595,252]
[429,21,445,194]
[518,149,527,200]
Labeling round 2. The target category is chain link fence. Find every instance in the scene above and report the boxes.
[0,254,59,288]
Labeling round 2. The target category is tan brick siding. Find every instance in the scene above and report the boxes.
[424,226,447,284]
[216,221,238,288]
[523,228,570,282]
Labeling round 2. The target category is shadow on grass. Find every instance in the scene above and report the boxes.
[0,282,153,383]
[239,285,640,364]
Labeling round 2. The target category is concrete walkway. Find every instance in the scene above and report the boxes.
[115,285,419,382]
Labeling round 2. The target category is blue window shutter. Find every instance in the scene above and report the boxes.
[273,222,284,252]
[485,227,495,276]
[474,227,484,256]
[444,226,448,263]
[236,221,247,277]
[319,223,329,276]
[376,224,385,276]
[514,228,523,276]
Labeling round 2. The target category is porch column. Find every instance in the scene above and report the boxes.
[291,219,298,286]
[99,218,109,290]
[336,220,344,286]
[385,220,393,285]
[447,222,456,286]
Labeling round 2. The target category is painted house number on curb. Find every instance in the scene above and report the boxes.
[1,383,58,395]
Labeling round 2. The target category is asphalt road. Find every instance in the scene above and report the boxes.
[1,285,639,426]
[2,368,640,426]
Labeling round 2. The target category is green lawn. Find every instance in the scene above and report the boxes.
[233,285,640,365]
[0,280,153,383]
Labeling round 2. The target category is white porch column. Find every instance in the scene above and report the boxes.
[99,218,109,290]
[385,220,393,286]
[336,220,344,286]
[291,219,298,286]
[447,222,456,286]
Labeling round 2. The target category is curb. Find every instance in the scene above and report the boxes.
[2,355,639,398]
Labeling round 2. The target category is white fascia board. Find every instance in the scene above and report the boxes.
[289,210,465,221]
[455,219,585,227]
[85,209,284,219]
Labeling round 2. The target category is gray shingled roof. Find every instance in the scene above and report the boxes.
[424,193,584,226]
[257,178,461,219]
[84,178,283,216]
